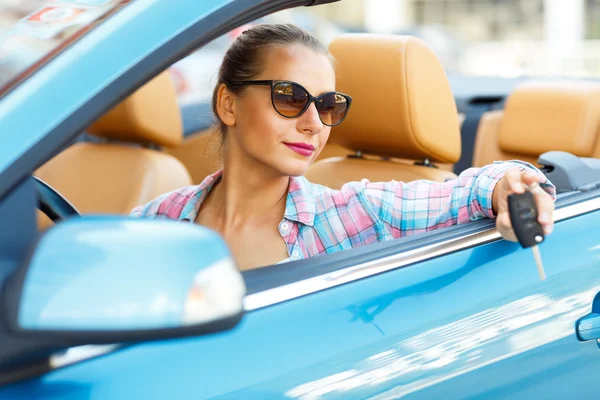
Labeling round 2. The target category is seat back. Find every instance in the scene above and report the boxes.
[304,34,461,188]
[36,71,192,226]
[165,127,223,184]
[472,110,539,167]
[316,114,464,168]
[473,81,600,167]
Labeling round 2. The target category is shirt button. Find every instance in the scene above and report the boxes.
[280,222,289,231]
[292,250,300,258]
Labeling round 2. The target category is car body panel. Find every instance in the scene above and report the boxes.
[2,208,599,399]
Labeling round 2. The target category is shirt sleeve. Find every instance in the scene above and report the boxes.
[362,160,556,238]
[130,206,143,217]
[129,187,196,219]
[129,195,166,218]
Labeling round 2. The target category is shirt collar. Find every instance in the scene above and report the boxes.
[181,170,316,227]
[179,169,223,222]
[284,175,316,227]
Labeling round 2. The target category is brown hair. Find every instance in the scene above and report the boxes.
[211,23,332,137]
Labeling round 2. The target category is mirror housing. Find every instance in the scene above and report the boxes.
[2,217,245,345]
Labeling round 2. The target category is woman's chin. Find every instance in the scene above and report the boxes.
[276,159,313,177]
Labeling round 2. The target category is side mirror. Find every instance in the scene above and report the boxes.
[2,217,245,345]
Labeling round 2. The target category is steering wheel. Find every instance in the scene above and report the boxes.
[33,177,81,222]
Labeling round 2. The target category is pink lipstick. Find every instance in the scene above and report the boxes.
[284,142,315,157]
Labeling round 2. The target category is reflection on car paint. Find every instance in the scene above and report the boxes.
[286,286,599,399]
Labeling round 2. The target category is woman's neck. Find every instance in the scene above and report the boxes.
[206,148,289,233]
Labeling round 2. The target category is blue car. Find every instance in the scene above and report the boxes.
[1,0,600,399]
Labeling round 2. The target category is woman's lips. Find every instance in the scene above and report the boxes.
[284,142,315,157]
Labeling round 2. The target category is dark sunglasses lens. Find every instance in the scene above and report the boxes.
[272,82,309,117]
[316,93,349,126]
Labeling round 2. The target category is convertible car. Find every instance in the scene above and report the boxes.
[1,0,600,399]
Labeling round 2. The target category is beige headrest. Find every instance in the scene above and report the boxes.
[88,71,183,148]
[499,81,600,157]
[328,34,461,163]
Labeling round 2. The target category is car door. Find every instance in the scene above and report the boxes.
[3,193,599,399]
[227,197,600,399]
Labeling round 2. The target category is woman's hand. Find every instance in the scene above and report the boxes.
[492,168,555,241]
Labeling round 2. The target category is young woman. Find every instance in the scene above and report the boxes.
[132,24,555,271]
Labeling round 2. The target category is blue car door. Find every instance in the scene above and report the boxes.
[3,198,600,399]
[221,207,600,399]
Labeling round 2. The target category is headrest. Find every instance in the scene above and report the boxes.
[328,34,461,163]
[499,81,600,157]
[87,71,183,148]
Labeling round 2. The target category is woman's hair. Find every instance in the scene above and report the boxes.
[211,23,331,137]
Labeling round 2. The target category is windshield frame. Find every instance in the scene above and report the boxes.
[0,1,133,100]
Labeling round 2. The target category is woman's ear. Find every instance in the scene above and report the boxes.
[216,83,236,128]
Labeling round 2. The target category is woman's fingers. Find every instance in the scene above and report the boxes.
[533,186,555,234]
[496,211,518,242]
[494,168,555,241]
[503,169,526,193]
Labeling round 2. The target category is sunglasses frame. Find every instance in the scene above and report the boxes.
[227,80,352,127]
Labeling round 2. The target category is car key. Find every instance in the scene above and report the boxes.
[507,191,546,281]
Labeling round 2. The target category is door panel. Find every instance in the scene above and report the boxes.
[2,210,600,399]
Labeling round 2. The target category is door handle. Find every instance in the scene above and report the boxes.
[576,313,600,342]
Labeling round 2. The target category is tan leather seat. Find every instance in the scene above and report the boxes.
[313,115,464,172]
[315,115,464,167]
[36,71,192,228]
[165,127,223,184]
[473,81,600,167]
[304,34,461,189]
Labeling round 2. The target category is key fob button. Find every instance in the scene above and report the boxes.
[519,210,535,220]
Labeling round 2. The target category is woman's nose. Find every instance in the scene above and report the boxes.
[298,102,324,135]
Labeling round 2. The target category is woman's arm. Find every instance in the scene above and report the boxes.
[362,160,556,239]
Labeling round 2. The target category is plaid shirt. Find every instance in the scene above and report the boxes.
[131,161,555,262]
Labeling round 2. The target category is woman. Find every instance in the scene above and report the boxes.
[132,24,555,271]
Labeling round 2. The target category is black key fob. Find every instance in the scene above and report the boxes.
[507,191,544,248]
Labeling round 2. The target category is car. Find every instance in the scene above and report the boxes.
[1,0,600,399]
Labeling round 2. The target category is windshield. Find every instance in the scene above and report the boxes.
[0,0,130,98]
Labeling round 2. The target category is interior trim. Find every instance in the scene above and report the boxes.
[244,196,600,311]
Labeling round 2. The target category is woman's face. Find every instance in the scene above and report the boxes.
[225,44,336,177]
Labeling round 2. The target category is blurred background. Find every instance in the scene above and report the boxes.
[1,0,599,105]
[173,0,600,105]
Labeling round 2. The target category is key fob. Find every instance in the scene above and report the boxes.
[507,191,544,248]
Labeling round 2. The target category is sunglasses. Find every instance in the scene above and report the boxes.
[227,80,352,127]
